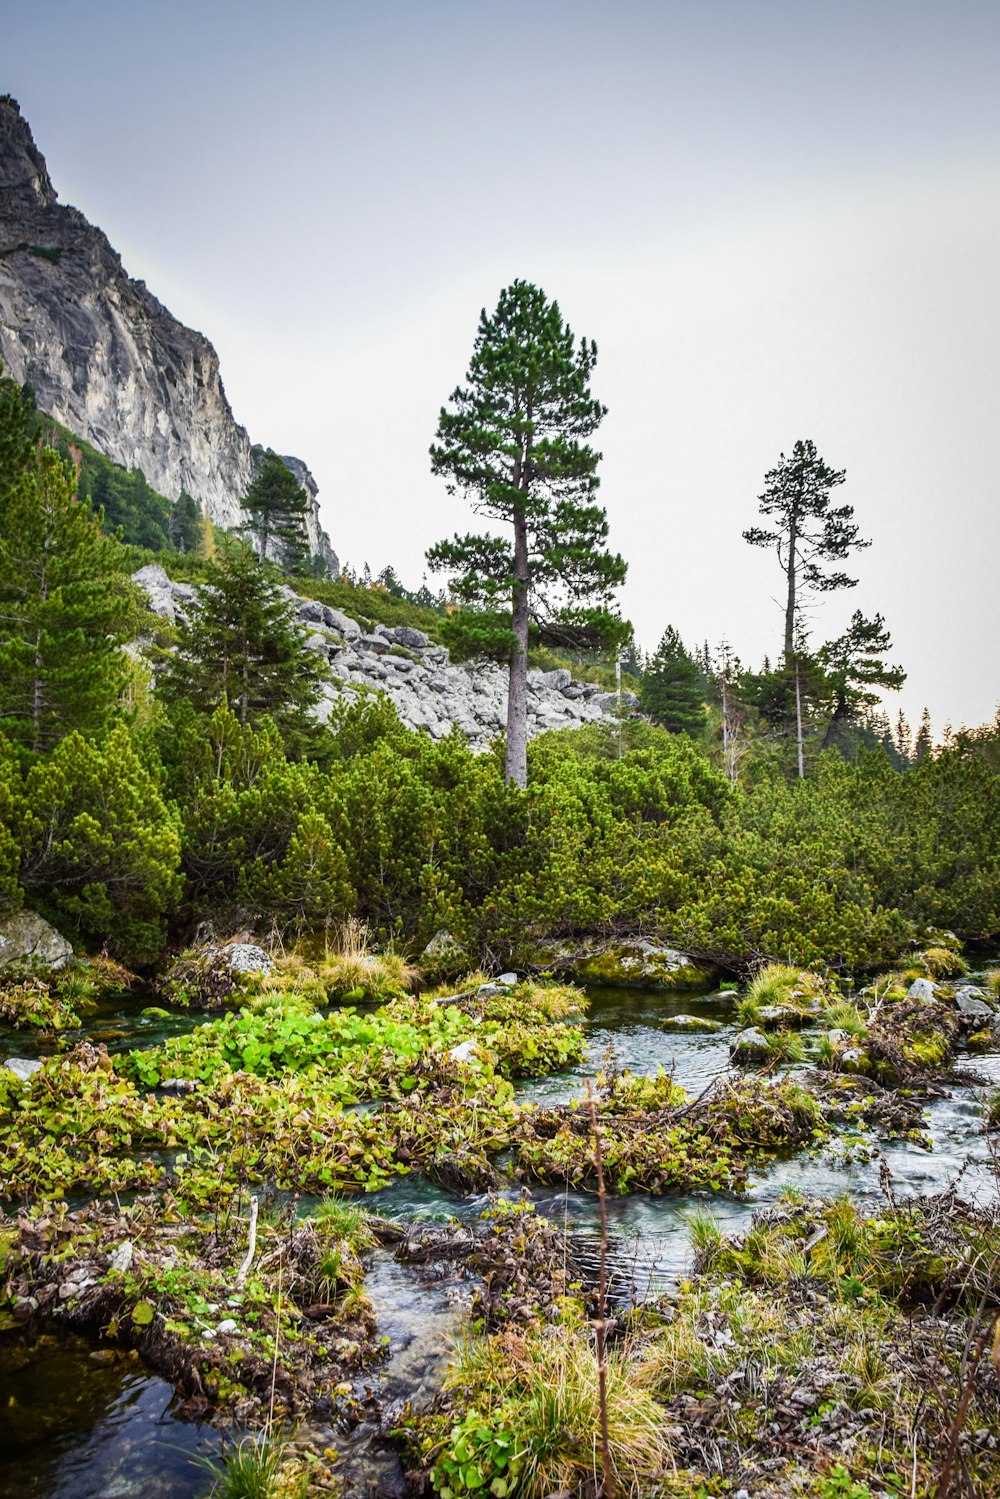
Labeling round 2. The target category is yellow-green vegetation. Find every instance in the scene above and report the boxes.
[406,1195,1000,1498]
[0,980,585,1202]
[160,925,418,1011]
[913,944,968,979]
[199,1431,309,1499]
[738,963,829,1023]
[261,919,419,1004]
[0,953,136,1030]
[430,1326,670,1497]
[0,1188,379,1430]
[514,1071,822,1194]
[986,967,1000,1000]
[0,975,80,1030]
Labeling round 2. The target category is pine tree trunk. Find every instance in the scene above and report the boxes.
[505,503,530,788]
[795,658,805,779]
[784,514,798,661]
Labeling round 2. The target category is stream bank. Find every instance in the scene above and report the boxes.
[2,964,999,1496]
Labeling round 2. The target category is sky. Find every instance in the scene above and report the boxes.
[5,0,1000,733]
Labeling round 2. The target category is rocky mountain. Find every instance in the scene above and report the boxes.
[133,564,637,750]
[0,96,337,570]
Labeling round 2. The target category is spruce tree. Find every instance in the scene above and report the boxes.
[427,280,627,786]
[169,490,202,553]
[641,626,705,736]
[914,707,933,761]
[0,362,33,508]
[160,541,326,739]
[0,444,137,754]
[243,451,311,571]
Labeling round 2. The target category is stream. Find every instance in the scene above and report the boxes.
[2,974,998,1497]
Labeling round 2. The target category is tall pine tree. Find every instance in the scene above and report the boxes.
[427,280,627,786]
[744,439,869,660]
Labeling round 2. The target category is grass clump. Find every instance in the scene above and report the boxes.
[200,1431,307,1499]
[746,963,826,1009]
[263,918,419,1003]
[913,945,968,979]
[430,1326,670,1498]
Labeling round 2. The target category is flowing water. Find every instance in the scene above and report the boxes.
[2,972,998,1495]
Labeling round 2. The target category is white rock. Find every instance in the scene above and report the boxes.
[5,1057,42,1081]
[448,1039,478,1064]
[108,1241,134,1273]
[907,978,938,1003]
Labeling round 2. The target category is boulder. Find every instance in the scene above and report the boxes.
[662,1014,723,1032]
[907,978,938,1004]
[757,1004,812,1030]
[532,935,718,991]
[132,563,176,621]
[448,1039,479,1065]
[324,608,362,639]
[0,909,73,972]
[954,986,994,1019]
[222,943,272,976]
[4,1057,42,1082]
[389,625,430,650]
[730,1026,772,1061]
[297,598,327,624]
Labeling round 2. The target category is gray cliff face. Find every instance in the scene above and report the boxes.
[0,96,335,565]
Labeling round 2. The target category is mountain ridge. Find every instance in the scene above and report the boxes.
[0,95,337,571]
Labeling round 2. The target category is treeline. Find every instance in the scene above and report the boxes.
[1,368,998,974]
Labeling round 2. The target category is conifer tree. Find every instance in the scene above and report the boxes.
[169,490,202,553]
[0,362,33,508]
[641,626,705,736]
[427,280,627,786]
[160,541,326,739]
[817,610,906,751]
[243,451,310,571]
[914,707,933,761]
[744,439,869,660]
[0,444,137,754]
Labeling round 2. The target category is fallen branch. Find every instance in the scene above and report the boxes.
[236,1195,259,1289]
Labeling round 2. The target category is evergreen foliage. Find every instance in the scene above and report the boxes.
[640,626,706,736]
[0,723,182,960]
[159,541,327,743]
[744,439,869,659]
[0,362,33,507]
[0,443,138,754]
[168,490,202,553]
[427,280,627,786]
[818,611,906,750]
[243,450,310,570]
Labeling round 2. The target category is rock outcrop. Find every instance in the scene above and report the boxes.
[0,96,336,568]
[133,565,638,752]
[0,909,73,972]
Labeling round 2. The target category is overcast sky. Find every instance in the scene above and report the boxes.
[6,0,1000,732]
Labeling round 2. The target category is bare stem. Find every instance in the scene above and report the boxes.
[586,1081,615,1498]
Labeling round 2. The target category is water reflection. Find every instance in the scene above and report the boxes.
[0,1335,218,1499]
